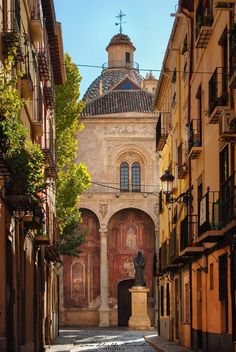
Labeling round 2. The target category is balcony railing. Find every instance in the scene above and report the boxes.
[229,25,236,88]
[3,8,24,61]
[169,228,179,264]
[208,67,229,123]
[42,120,56,177]
[43,84,55,109]
[3,180,33,211]
[220,173,236,227]
[188,119,202,159]
[156,113,168,151]
[37,30,50,81]
[102,61,139,70]
[180,215,203,255]
[198,190,222,242]
[178,141,188,179]
[196,14,213,48]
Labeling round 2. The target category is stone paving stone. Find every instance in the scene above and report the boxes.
[46,327,156,352]
[144,335,194,352]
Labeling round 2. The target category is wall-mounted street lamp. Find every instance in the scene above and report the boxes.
[160,169,193,206]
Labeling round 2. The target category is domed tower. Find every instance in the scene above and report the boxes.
[106,33,136,69]
[83,33,142,102]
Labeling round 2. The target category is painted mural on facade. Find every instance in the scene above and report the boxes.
[63,209,100,308]
[107,208,155,308]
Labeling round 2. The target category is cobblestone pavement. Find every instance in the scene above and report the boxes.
[46,327,157,352]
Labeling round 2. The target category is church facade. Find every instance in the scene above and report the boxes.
[61,33,159,327]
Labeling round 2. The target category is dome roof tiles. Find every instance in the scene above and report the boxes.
[83,68,142,102]
[81,90,154,116]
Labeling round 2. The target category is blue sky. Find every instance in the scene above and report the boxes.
[54,1,177,97]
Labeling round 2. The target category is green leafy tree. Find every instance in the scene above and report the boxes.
[55,53,91,257]
[0,55,45,202]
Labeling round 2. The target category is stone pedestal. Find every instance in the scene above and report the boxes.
[128,286,151,329]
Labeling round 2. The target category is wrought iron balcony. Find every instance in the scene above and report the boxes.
[32,85,43,137]
[41,121,56,177]
[169,228,181,265]
[198,189,223,243]
[180,215,203,257]
[3,180,33,211]
[3,5,24,62]
[229,25,236,88]
[178,141,188,179]
[156,113,168,151]
[188,119,202,159]
[37,32,50,81]
[215,0,236,11]
[220,172,236,229]
[43,84,55,109]
[208,67,229,124]
[195,15,213,48]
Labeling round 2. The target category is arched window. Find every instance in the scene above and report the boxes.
[120,162,129,192]
[132,162,141,192]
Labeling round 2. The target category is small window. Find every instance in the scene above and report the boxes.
[219,254,228,301]
[120,162,129,192]
[125,52,130,64]
[132,162,141,192]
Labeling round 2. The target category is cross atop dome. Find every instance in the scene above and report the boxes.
[115,10,126,34]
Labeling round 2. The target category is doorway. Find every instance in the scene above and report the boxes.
[118,279,135,326]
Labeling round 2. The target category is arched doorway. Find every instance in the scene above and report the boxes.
[118,279,135,326]
[108,208,155,326]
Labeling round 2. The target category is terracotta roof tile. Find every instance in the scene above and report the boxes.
[81,90,154,116]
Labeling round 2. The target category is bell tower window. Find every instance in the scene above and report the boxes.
[126,52,130,64]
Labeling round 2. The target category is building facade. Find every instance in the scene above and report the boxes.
[0,0,65,351]
[155,1,236,351]
[61,33,160,328]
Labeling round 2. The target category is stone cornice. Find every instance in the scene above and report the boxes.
[79,112,157,121]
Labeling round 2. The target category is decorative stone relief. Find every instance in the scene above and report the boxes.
[126,224,137,250]
[99,203,108,218]
[123,258,135,278]
[88,296,101,308]
[104,124,154,136]
[153,203,159,215]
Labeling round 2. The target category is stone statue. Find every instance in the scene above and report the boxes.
[134,251,146,286]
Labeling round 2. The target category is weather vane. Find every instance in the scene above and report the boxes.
[115,10,126,34]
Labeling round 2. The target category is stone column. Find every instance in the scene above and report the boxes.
[99,228,110,327]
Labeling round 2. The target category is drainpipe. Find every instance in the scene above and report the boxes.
[179,6,194,349]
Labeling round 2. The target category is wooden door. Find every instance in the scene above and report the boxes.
[118,279,134,326]
[174,278,179,340]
